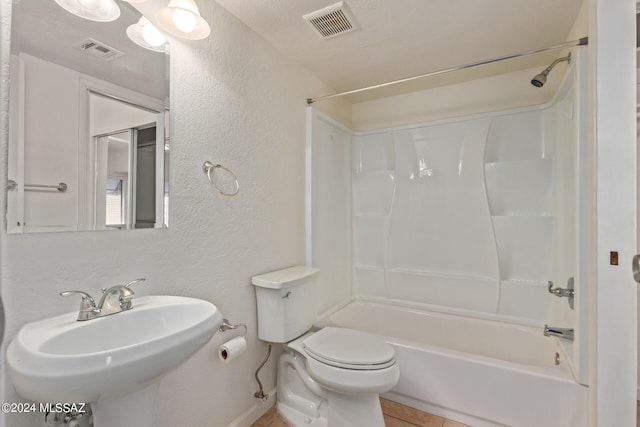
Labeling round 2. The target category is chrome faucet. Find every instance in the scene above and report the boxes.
[60,278,146,321]
[543,325,574,341]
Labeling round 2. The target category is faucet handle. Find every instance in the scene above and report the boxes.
[100,278,145,298]
[124,278,146,289]
[60,291,99,321]
[119,278,146,310]
[122,278,145,301]
[60,290,95,303]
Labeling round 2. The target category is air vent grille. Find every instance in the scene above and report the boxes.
[74,38,125,61]
[303,2,359,39]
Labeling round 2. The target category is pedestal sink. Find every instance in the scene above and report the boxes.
[7,295,223,426]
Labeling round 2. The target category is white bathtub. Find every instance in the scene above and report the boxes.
[317,300,587,427]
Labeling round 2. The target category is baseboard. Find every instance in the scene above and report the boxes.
[226,389,277,427]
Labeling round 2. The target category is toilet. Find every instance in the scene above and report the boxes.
[252,266,399,427]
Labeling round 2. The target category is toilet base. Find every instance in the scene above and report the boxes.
[278,394,385,427]
[327,392,385,427]
[276,351,387,427]
[278,402,327,427]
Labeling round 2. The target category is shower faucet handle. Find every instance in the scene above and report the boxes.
[547,279,574,298]
[548,278,575,310]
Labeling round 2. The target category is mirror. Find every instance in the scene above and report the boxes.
[7,0,169,233]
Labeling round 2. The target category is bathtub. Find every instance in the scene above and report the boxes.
[316,300,587,427]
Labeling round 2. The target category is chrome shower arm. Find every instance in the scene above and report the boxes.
[543,53,572,73]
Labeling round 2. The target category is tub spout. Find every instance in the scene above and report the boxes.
[543,325,574,341]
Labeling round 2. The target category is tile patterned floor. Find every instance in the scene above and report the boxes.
[251,398,470,427]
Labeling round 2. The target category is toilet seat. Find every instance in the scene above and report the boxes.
[303,327,396,370]
[300,327,399,395]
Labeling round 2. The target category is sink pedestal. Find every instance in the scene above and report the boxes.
[91,383,160,427]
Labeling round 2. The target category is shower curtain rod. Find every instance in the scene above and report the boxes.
[306,37,588,105]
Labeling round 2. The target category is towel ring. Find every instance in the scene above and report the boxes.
[202,161,240,197]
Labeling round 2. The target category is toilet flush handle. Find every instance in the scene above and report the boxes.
[282,291,292,299]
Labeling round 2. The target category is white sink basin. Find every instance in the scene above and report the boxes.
[7,295,223,426]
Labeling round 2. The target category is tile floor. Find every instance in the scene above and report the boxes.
[251,398,470,427]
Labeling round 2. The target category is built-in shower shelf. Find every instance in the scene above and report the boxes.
[485,158,552,216]
[484,110,545,163]
[492,215,552,283]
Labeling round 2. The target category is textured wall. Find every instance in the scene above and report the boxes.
[0,0,350,426]
[1,0,12,421]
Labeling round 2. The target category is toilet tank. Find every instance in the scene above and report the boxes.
[251,266,319,343]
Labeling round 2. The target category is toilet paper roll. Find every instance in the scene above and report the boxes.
[219,336,247,362]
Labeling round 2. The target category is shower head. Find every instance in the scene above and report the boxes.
[530,71,548,88]
[530,52,572,88]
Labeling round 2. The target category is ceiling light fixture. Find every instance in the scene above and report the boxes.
[53,0,120,22]
[127,17,169,53]
[156,0,210,40]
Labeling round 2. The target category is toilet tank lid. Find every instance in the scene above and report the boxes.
[251,266,319,289]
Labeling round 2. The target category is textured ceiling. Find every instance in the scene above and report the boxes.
[13,1,584,103]
[214,0,585,101]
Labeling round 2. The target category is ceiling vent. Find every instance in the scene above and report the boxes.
[74,38,125,61]
[303,2,359,39]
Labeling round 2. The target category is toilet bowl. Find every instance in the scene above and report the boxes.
[276,328,398,427]
[252,266,399,427]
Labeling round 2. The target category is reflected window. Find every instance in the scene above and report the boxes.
[106,178,124,226]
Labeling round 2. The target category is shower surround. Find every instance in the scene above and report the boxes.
[307,52,588,425]
[352,108,552,322]
[335,57,585,329]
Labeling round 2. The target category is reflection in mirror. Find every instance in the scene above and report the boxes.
[90,93,167,230]
[7,0,169,233]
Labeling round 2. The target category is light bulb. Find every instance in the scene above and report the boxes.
[142,22,166,46]
[54,0,120,22]
[156,0,210,40]
[172,9,197,33]
[127,17,168,52]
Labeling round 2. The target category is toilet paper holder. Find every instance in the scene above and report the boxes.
[219,319,247,338]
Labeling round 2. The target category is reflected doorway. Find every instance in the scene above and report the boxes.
[87,92,167,230]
